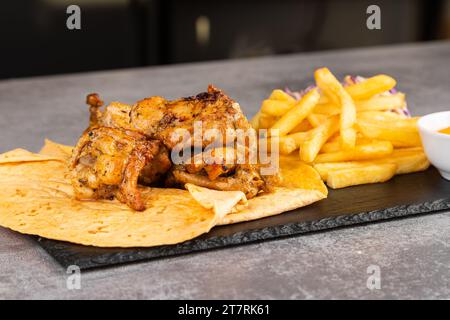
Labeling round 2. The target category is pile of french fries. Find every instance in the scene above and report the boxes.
[252,67,430,189]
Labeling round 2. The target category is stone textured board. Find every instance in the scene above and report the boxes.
[35,167,450,269]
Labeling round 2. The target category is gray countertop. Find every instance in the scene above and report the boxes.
[0,41,449,299]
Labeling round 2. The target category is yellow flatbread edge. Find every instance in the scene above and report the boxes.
[0,140,327,247]
[0,148,63,164]
[218,188,325,225]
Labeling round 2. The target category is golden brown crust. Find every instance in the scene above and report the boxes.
[70,127,170,211]
[71,86,274,210]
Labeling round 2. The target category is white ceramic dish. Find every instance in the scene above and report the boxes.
[417,111,450,180]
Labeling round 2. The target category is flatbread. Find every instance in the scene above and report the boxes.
[0,141,327,247]
[188,155,328,225]
[39,139,73,161]
[185,183,248,218]
[0,148,62,164]
[218,188,325,225]
[0,154,218,248]
[279,155,328,196]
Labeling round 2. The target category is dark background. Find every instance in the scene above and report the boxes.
[1,0,449,79]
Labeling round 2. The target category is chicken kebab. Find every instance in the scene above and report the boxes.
[70,85,278,211]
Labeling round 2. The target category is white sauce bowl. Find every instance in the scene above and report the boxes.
[418,111,450,180]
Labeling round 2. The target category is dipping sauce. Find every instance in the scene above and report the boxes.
[438,126,450,135]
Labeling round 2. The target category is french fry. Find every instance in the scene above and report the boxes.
[287,131,311,145]
[355,93,405,111]
[307,113,329,127]
[266,132,311,155]
[290,119,313,132]
[280,132,312,154]
[313,103,341,116]
[314,68,343,104]
[258,112,278,129]
[328,133,341,143]
[261,99,294,116]
[314,68,357,149]
[320,137,374,153]
[357,119,421,147]
[271,137,297,155]
[269,89,297,102]
[315,93,406,116]
[314,141,394,163]
[278,139,299,155]
[299,116,339,162]
[279,139,298,155]
[357,111,407,122]
[314,162,367,180]
[314,148,428,180]
[378,149,430,174]
[345,75,397,100]
[318,94,329,104]
[320,140,341,154]
[389,147,423,154]
[358,114,418,128]
[339,94,357,150]
[257,69,422,189]
[250,111,262,130]
[270,88,320,136]
[326,163,397,189]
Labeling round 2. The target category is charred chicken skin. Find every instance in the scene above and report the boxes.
[165,146,271,199]
[70,127,171,211]
[89,85,252,149]
[70,85,276,211]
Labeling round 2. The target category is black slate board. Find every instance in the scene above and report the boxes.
[35,167,450,270]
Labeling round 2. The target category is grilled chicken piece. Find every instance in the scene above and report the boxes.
[72,85,276,210]
[167,146,278,199]
[184,147,238,180]
[167,164,266,199]
[70,127,171,211]
[93,85,252,149]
